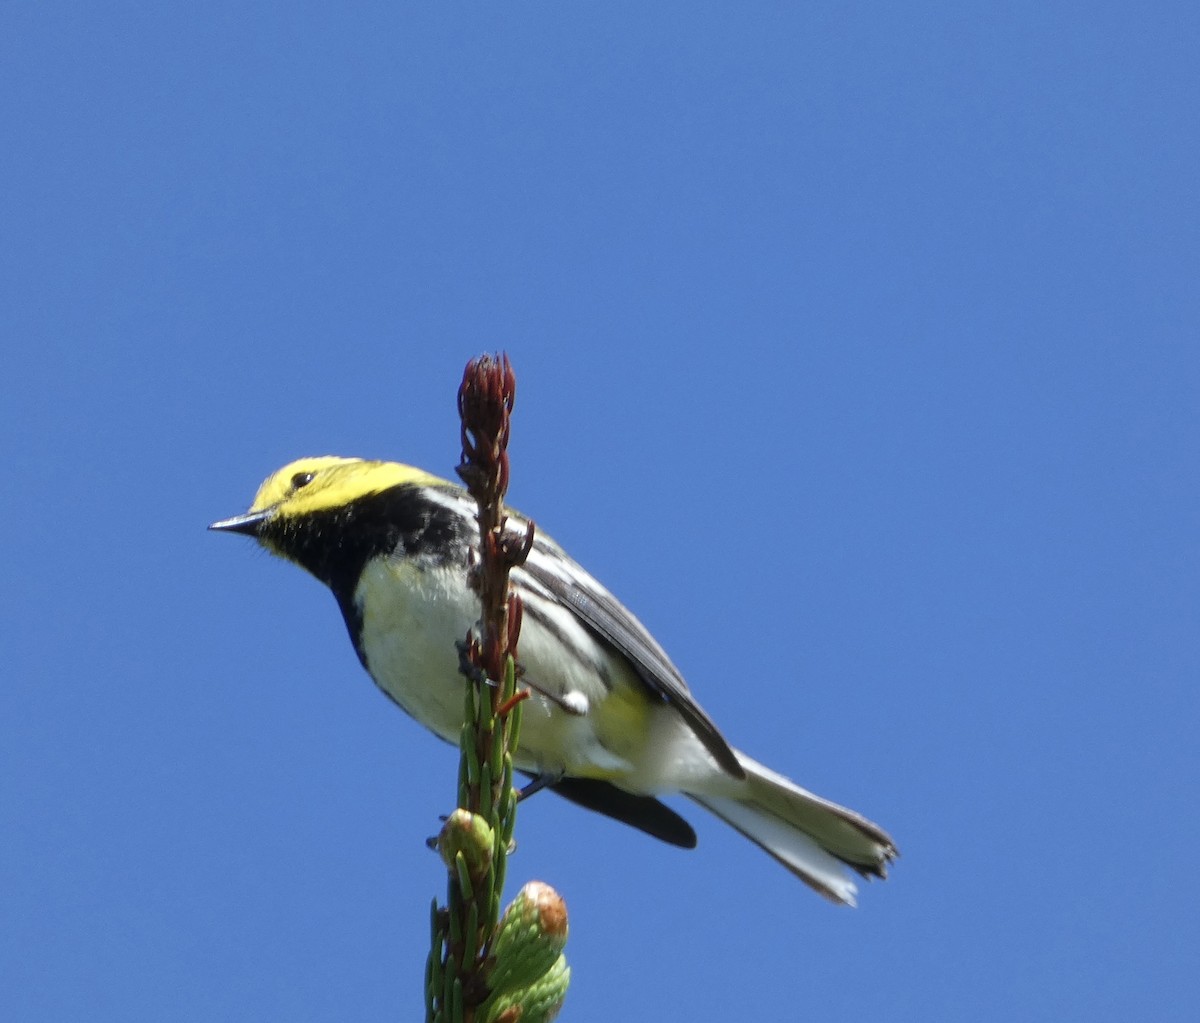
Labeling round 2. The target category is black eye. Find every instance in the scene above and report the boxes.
[291,471,315,490]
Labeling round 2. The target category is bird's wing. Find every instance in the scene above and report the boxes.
[544,776,698,847]
[519,536,744,779]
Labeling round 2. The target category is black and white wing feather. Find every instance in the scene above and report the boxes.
[519,534,744,779]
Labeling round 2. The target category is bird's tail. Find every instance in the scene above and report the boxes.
[688,752,897,906]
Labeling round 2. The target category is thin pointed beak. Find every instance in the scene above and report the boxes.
[208,509,271,536]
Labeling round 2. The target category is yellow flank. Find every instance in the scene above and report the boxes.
[583,678,653,778]
[249,457,447,517]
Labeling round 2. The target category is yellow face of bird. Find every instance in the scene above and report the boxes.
[245,457,445,519]
[209,457,450,567]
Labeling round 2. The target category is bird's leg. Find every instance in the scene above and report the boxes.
[516,772,563,802]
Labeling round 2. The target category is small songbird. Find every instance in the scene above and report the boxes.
[211,456,897,904]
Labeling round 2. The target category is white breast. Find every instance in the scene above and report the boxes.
[350,553,732,795]
[354,558,477,743]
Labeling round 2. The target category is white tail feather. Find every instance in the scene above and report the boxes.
[690,793,863,905]
[689,752,897,906]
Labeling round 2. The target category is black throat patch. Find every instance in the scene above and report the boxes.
[263,483,472,660]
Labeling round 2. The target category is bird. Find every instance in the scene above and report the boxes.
[210,456,897,904]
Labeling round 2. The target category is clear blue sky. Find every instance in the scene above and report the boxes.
[3,4,1197,1020]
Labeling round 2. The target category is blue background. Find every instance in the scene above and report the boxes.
[3,4,1197,1019]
